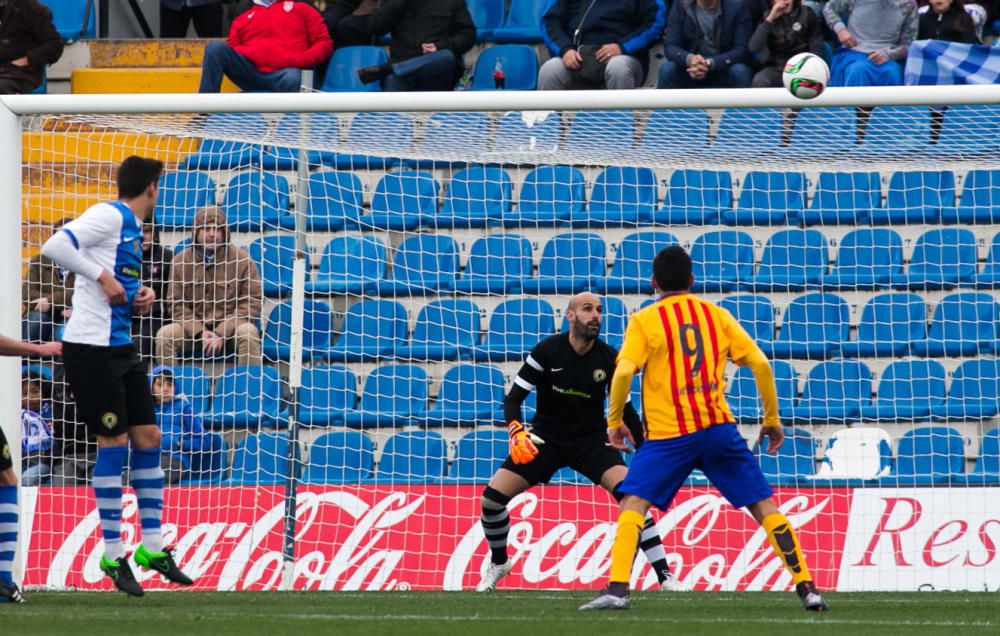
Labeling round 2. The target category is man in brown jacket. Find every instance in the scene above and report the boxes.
[0,0,64,94]
[156,206,262,368]
[22,218,72,342]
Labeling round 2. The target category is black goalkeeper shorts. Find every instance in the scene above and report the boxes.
[0,428,11,472]
[62,341,156,438]
[499,431,626,487]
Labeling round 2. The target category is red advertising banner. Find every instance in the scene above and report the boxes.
[24,485,848,592]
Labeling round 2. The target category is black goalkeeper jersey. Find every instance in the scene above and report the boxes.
[505,332,626,440]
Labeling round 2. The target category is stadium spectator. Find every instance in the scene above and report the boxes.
[749,0,825,87]
[659,0,754,89]
[0,0,63,95]
[356,0,475,91]
[133,223,171,368]
[918,0,980,41]
[22,218,72,343]
[46,366,95,487]
[311,0,379,47]
[20,369,53,486]
[919,0,987,40]
[537,0,666,90]
[150,365,207,485]
[156,206,262,369]
[160,0,224,38]
[824,0,918,86]
[198,0,333,93]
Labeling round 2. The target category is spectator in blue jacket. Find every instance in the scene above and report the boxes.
[660,0,754,89]
[151,365,208,484]
[539,0,667,90]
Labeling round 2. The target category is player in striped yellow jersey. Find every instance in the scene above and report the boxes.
[580,246,827,612]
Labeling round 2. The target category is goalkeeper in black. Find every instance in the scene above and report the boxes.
[476,292,685,592]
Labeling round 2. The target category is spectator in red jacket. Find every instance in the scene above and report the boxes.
[0,0,63,95]
[198,0,334,93]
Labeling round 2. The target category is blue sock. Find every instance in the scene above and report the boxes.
[0,485,16,585]
[130,447,164,553]
[93,446,128,561]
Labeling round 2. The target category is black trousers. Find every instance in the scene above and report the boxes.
[160,4,224,38]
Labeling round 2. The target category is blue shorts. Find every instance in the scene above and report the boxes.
[619,423,773,511]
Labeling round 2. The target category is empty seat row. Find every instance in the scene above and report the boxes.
[157,164,1000,231]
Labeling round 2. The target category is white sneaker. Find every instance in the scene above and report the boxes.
[475,561,512,592]
[579,591,631,611]
[659,570,690,592]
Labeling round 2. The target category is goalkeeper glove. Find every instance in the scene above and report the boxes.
[507,420,539,464]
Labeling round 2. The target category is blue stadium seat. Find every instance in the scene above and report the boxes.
[966,426,1000,484]
[858,359,946,423]
[931,359,1000,421]
[910,292,1000,357]
[591,231,679,294]
[839,292,926,358]
[784,359,872,425]
[42,0,96,40]
[204,366,288,429]
[971,231,1000,289]
[181,113,266,171]
[394,299,482,361]
[713,108,783,158]
[638,109,710,161]
[314,112,412,169]
[521,232,606,294]
[718,294,775,346]
[492,111,561,154]
[307,235,387,296]
[870,170,955,225]
[753,427,816,484]
[578,166,658,227]
[156,171,215,229]
[263,112,340,171]
[262,300,333,363]
[221,172,290,231]
[727,360,797,424]
[878,426,965,486]
[820,228,903,290]
[430,166,512,228]
[926,104,1000,158]
[471,298,556,362]
[412,112,490,167]
[167,365,212,415]
[469,44,538,89]
[367,234,459,296]
[786,108,858,160]
[370,430,447,483]
[467,0,505,40]
[559,295,628,350]
[745,229,828,292]
[652,169,733,226]
[424,364,505,427]
[563,110,636,156]
[491,0,546,42]
[690,230,753,293]
[297,365,357,427]
[852,106,931,158]
[890,227,976,290]
[358,170,438,231]
[762,292,849,360]
[325,299,408,363]
[453,233,533,295]
[302,430,375,484]
[722,171,806,226]
[319,45,387,92]
[247,235,301,298]
[178,433,227,485]
[30,65,47,94]
[445,429,507,483]
[943,169,1000,224]
[800,172,881,226]
[224,432,290,485]
[344,364,429,428]
[503,165,586,227]
[299,170,364,231]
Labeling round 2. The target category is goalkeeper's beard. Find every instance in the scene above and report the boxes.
[573,319,601,341]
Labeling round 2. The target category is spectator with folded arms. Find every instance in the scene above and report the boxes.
[824,0,918,86]
[659,0,754,89]
[749,0,825,87]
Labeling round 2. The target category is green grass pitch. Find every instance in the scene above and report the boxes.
[3,591,998,636]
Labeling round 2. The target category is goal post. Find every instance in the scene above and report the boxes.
[5,84,1000,593]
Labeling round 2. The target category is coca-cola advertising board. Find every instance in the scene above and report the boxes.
[18,486,1000,591]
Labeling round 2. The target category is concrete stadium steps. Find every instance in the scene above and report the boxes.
[88,39,213,69]
[71,68,239,94]
[23,191,106,225]
[23,132,199,164]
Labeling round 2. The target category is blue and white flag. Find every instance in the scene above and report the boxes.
[904,39,1000,85]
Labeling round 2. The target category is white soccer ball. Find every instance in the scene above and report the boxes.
[782,53,829,100]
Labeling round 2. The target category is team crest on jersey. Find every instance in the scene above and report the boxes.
[101,412,118,429]
[593,369,607,383]
[284,1,294,10]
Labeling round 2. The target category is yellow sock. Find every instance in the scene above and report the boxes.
[609,509,645,584]
[762,512,812,585]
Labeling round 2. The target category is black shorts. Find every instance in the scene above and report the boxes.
[0,428,11,472]
[62,341,156,438]
[500,431,626,487]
